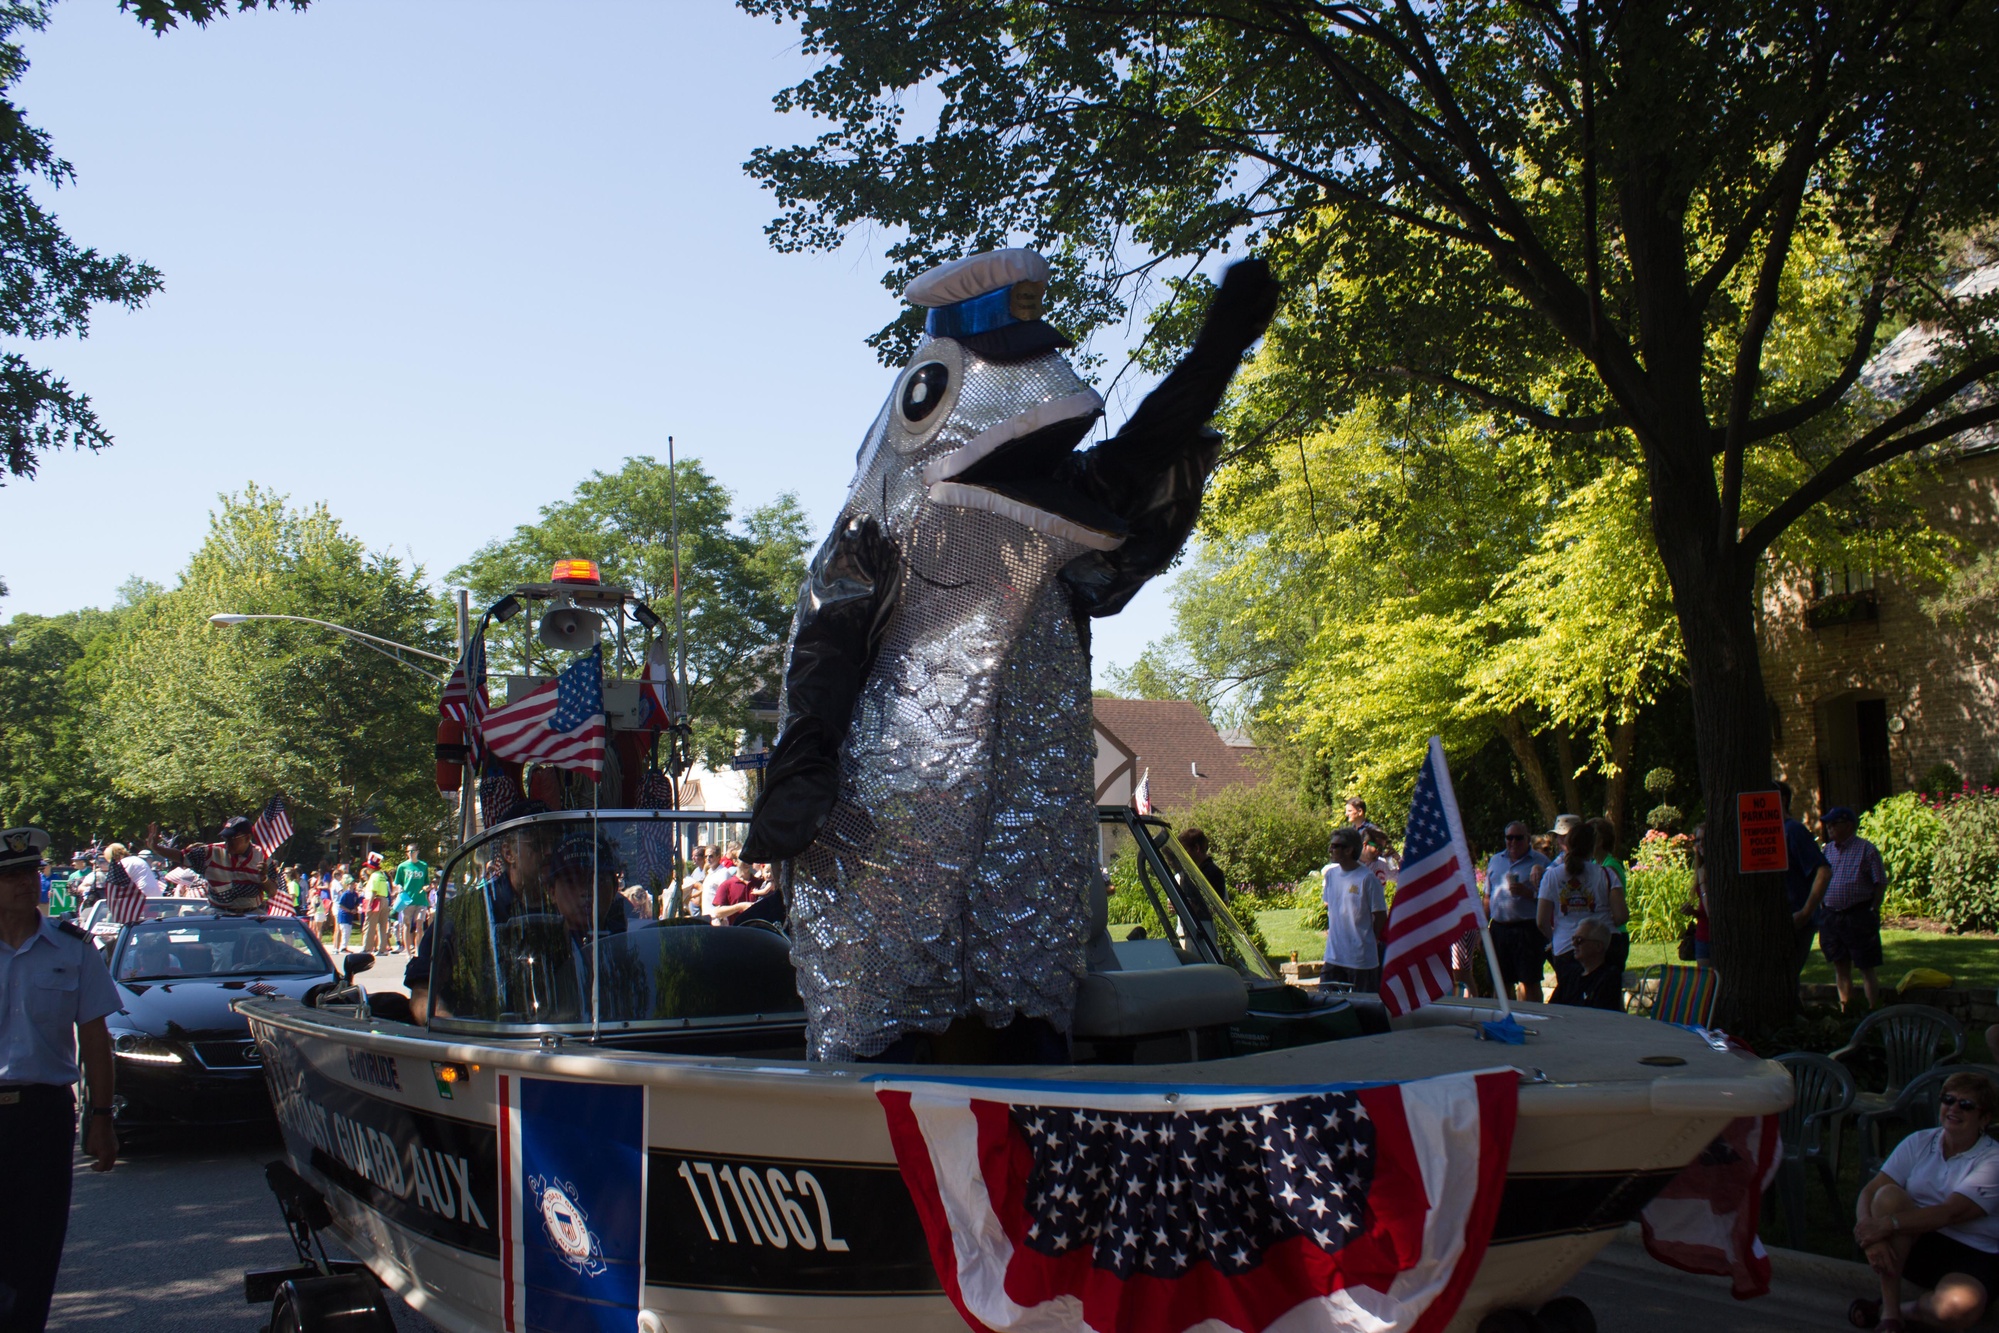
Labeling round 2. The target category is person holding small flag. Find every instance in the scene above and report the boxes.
[146,815,272,914]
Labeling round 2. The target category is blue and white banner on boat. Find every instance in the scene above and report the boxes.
[500,1074,648,1333]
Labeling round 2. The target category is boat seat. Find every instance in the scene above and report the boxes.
[1073,964,1248,1039]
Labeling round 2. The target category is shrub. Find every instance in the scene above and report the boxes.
[1644,767,1676,797]
[1631,829,1693,872]
[1624,864,1694,944]
[1181,781,1332,892]
[1294,876,1329,932]
[1918,763,1965,799]
[1645,802,1684,833]
[1226,893,1271,956]
[1859,792,1945,918]
[1930,792,1999,934]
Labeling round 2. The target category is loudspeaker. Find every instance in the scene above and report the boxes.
[537,606,603,652]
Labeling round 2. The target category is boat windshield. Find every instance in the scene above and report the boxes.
[1128,815,1281,983]
[428,810,799,1034]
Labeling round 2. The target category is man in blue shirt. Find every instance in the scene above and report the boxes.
[1778,782,1832,987]
[1,826,120,1332]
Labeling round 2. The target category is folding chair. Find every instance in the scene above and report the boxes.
[1637,963,1720,1028]
[1770,1051,1855,1249]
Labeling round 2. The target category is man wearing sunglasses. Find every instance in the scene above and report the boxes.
[1853,1071,1999,1332]
[1483,821,1550,1002]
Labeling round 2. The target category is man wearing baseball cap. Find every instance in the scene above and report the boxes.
[1818,806,1889,1010]
[0,826,120,1331]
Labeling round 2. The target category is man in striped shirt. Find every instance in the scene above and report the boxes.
[147,817,271,914]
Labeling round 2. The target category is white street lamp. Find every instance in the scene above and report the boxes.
[208,612,452,684]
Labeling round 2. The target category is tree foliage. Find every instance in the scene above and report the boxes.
[450,457,811,765]
[88,486,447,853]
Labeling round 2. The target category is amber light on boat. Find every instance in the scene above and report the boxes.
[550,559,601,584]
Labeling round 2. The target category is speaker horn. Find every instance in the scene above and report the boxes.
[537,605,603,652]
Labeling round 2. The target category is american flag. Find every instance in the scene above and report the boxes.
[1133,767,1152,816]
[877,1070,1517,1333]
[480,761,528,827]
[634,765,679,895]
[245,980,283,997]
[482,646,607,778]
[1378,736,1487,1017]
[251,794,293,857]
[105,855,147,924]
[440,628,490,764]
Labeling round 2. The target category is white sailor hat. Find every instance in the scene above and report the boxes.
[903,248,1071,359]
[0,826,51,873]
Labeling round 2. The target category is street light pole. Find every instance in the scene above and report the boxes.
[207,612,452,684]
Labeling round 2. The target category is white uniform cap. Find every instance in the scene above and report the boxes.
[903,249,1050,308]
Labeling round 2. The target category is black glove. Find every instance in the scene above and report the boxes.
[1061,258,1280,616]
[742,515,901,862]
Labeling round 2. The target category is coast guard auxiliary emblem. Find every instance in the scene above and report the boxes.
[529,1174,606,1277]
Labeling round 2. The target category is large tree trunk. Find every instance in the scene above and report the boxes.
[1603,703,1639,847]
[1651,499,1797,1029]
[1499,707,1560,827]
[1554,728,1585,816]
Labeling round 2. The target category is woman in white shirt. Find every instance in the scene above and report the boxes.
[1851,1071,1999,1332]
[1534,821,1626,999]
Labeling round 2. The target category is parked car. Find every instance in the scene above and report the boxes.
[97,912,347,1128]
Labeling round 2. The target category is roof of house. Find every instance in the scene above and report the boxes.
[1860,261,1999,457]
[1092,697,1264,812]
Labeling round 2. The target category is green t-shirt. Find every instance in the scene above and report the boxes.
[391,859,429,910]
[1600,855,1630,933]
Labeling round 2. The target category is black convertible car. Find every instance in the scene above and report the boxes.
[99,912,355,1128]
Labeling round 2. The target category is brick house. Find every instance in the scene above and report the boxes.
[1759,267,1999,816]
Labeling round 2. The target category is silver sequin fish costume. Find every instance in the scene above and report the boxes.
[743,253,1280,1061]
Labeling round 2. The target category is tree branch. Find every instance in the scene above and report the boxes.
[1382,365,1626,433]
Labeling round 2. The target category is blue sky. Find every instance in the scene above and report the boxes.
[0,0,1173,682]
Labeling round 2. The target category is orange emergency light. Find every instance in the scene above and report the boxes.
[550,559,601,585]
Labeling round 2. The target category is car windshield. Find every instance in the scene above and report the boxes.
[116,917,328,981]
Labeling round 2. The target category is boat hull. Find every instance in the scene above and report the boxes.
[243,999,1789,1333]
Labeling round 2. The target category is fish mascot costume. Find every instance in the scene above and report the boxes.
[743,250,1279,1062]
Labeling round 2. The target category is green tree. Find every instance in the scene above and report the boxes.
[744,0,1999,1026]
[90,486,447,857]
[0,604,126,848]
[450,457,811,764]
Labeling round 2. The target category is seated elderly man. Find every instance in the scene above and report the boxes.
[1852,1071,1999,1332]
[1548,917,1623,1011]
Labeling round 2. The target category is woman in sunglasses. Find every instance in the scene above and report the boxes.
[1852,1071,1999,1331]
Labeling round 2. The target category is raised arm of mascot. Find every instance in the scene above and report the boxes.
[744,253,1279,1063]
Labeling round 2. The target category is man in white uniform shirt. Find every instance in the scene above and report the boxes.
[1320,826,1387,993]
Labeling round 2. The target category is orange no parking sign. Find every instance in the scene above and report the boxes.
[1738,790,1789,874]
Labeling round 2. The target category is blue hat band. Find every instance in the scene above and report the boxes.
[925,285,1020,340]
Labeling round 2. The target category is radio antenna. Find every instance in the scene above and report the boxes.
[665,435,691,780]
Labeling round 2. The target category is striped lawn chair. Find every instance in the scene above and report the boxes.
[1639,963,1720,1028]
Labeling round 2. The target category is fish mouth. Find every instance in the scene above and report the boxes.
[922,390,1128,551]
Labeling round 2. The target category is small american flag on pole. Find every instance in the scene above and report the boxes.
[440,628,490,764]
[251,794,293,857]
[105,856,147,925]
[1133,767,1153,816]
[1378,737,1487,1017]
[483,646,607,778]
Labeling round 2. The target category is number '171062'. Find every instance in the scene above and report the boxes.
[675,1159,851,1252]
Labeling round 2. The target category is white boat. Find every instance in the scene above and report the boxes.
[238,805,1791,1333]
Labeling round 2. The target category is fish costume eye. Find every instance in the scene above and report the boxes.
[899,362,951,424]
